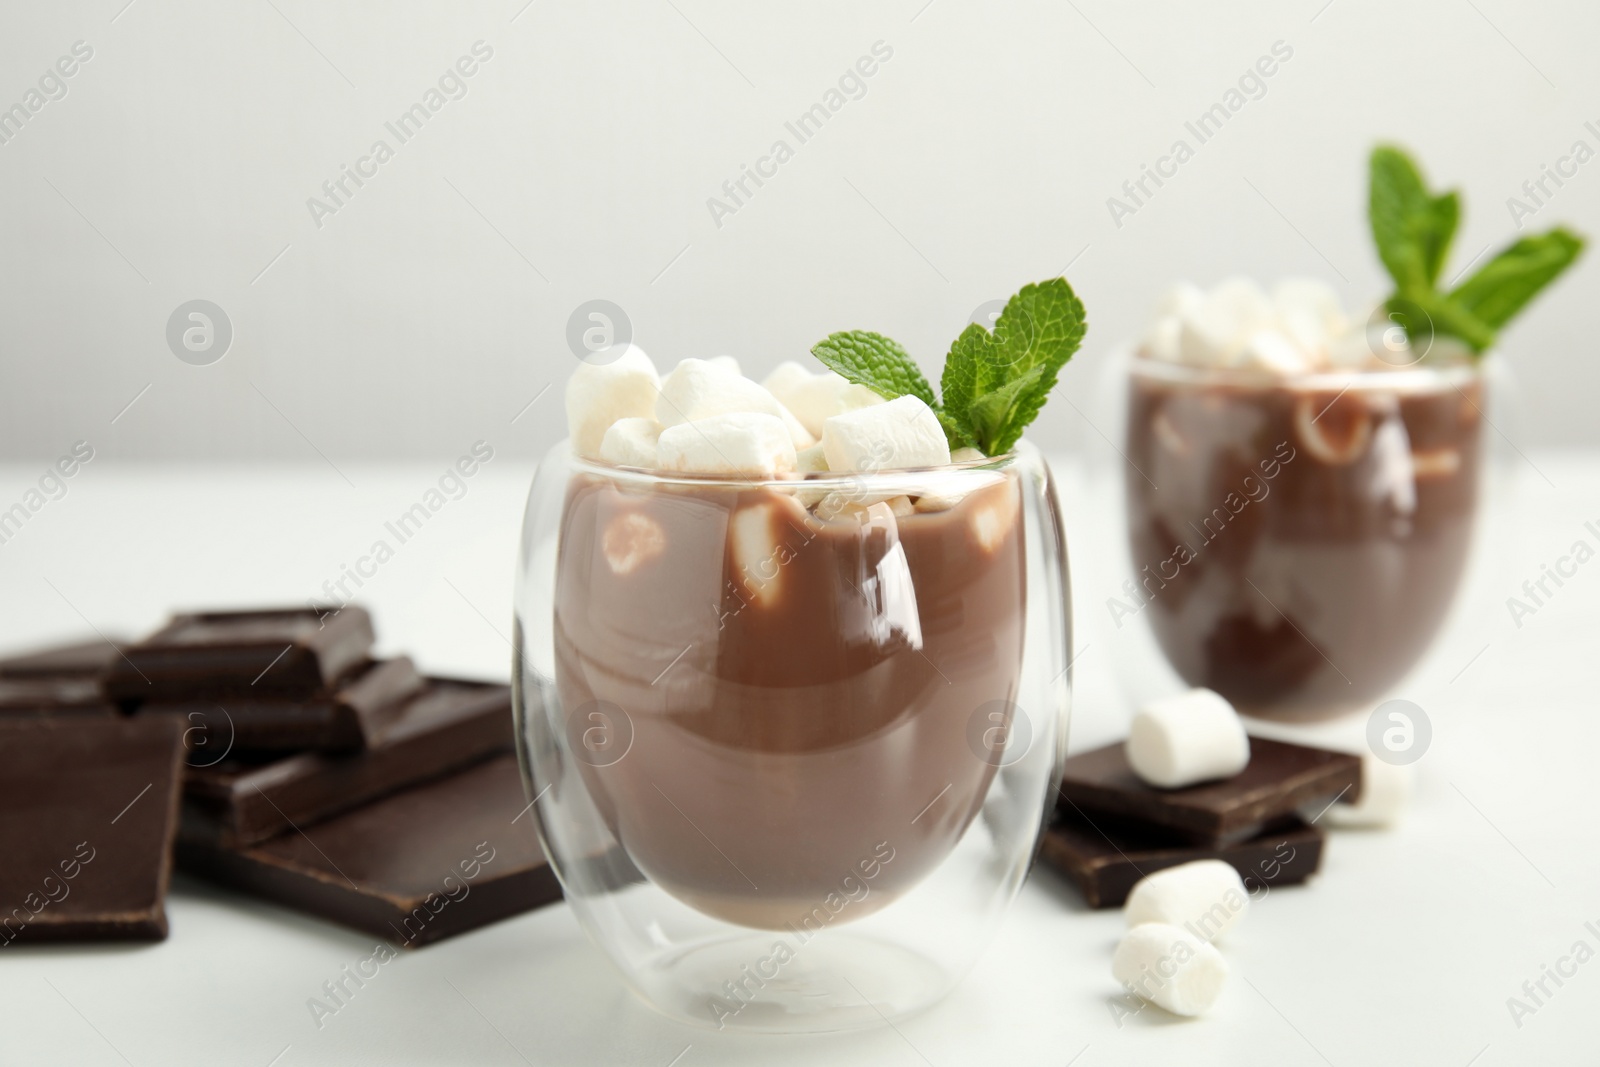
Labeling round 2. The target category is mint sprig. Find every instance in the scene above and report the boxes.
[1370,144,1584,354]
[809,331,937,408]
[809,278,1086,455]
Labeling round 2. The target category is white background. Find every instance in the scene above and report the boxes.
[1,0,1597,462]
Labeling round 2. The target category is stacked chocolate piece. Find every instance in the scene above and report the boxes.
[1040,737,1361,908]
[0,607,559,949]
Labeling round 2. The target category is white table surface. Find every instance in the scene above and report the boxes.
[1,454,1596,1067]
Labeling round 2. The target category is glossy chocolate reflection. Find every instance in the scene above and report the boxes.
[1124,360,1482,719]
[553,472,1026,928]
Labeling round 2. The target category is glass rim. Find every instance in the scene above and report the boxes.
[560,438,1032,490]
[1128,352,1484,392]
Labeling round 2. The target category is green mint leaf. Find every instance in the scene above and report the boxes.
[1370,144,1584,355]
[1448,227,1585,334]
[1386,291,1495,355]
[1369,145,1460,292]
[942,278,1086,454]
[810,330,937,408]
[966,365,1046,454]
[935,409,975,450]
[938,321,989,440]
[989,278,1087,454]
[1421,191,1461,287]
[808,276,1086,457]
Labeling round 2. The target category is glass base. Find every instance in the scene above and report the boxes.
[629,931,950,1034]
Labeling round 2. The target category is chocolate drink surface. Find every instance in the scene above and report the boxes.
[553,471,1027,929]
[1124,361,1483,718]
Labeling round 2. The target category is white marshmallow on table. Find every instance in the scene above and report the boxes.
[822,394,950,472]
[1127,688,1250,789]
[657,358,814,449]
[1325,753,1413,828]
[657,412,797,477]
[763,364,886,439]
[565,345,660,458]
[598,417,662,468]
[1111,923,1228,1017]
[1125,860,1249,942]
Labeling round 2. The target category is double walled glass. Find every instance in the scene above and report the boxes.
[512,442,1071,1032]
[1122,356,1485,721]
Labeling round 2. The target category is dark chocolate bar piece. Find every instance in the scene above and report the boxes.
[141,657,423,753]
[1038,811,1325,908]
[176,755,559,947]
[0,638,121,680]
[0,718,185,943]
[0,677,116,718]
[106,606,374,703]
[182,678,515,845]
[1058,738,1360,844]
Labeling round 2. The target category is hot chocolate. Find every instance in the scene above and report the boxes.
[552,466,1026,928]
[1124,359,1483,719]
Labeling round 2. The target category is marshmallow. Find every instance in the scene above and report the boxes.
[794,443,830,473]
[968,488,1018,553]
[1325,754,1413,828]
[913,468,1001,513]
[1209,277,1275,331]
[1326,311,1392,368]
[565,345,661,458]
[1273,278,1347,337]
[1276,311,1327,361]
[1111,923,1228,1017]
[1148,278,1368,374]
[1178,278,1275,366]
[600,511,666,576]
[1240,329,1313,375]
[729,502,787,607]
[1125,860,1249,942]
[813,492,862,521]
[1143,315,1182,362]
[822,394,950,472]
[1126,688,1250,789]
[657,412,797,477]
[765,367,886,439]
[760,361,815,402]
[598,417,663,469]
[914,491,962,513]
[1156,282,1205,319]
[657,358,814,449]
[815,492,913,522]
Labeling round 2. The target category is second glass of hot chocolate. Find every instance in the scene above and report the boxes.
[1122,279,1486,721]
